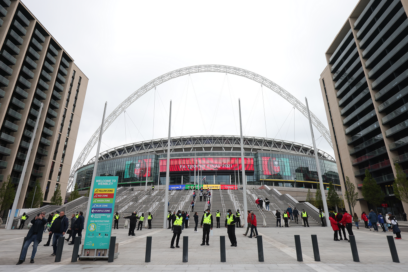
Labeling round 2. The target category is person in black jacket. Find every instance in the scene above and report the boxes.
[19,213,29,229]
[171,211,176,230]
[194,212,199,232]
[124,212,137,236]
[293,208,299,224]
[49,211,69,256]
[69,211,84,245]
[170,210,183,248]
[200,209,213,246]
[276,210,281,227]
[17,213,47,265]
[225,209,237,247]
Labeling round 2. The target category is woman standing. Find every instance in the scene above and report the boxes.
[329,213,339,241]
[361,212,368,228]
[194,212,199,232]
[353,213,359,230]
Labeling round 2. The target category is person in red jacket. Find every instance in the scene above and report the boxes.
[329,213,340,241]
[255,198,260,209]
[361,212,368,229]
[340,211,354,240]
[248,212,258,238]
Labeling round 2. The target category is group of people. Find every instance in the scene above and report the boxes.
[167,211,191,230]
[198,188,211,202]
[359,210,401,239]
[275,207,308,227]
[123,212,153,236]
[255,197,270,211]
[17,210,84,265]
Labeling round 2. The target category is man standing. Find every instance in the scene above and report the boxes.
[124,212,137,236]
[170,210,183,248]
[287,206,293,220]
[17,213,47,264]
[148,212,153,229]
[66,214,76,242]
[200,209,213,246]
[171,211,176,230]
[69,211,84,245]
[276,210,281,227]
[152,185,154,191]
[137,213,145,230]
[216,210,221,228]
[319,209,326,227]
[340,210,353,241]
[264,198,270,211]
[199,191,203,202]
[293,208,299,224]
[283,210,289,227]
[49,211,68,257]
[235,209,241,228]
[301,209,309,227]
[19,213,29,229]
[243,210,252,236]
[114,212,120,229]
[368,209,378,232]
[44,211,59,246]
[248,211,258,238]
[225,209,237,247]
[167,211,172,229]
[259,198,263,210]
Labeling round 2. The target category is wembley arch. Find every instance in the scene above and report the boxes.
[67,64,333,190]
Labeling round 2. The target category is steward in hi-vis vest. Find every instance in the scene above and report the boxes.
[170,210,183,248]
[235,210,241,228]
[19,213,29,229]
[302,209,309,227]
[114,212,120,229]
[225,209,237,247]
[137,213,145,231]
[216,210,221,228]
[147,212,153,229]
[200,209,213,246]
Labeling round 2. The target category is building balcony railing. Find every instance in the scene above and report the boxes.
[31,169,43,177]
[371,52,408,90]
[4,120,18,131]
[55,81,64,92]
[16,10,29,26]
[15,86,28,99]
[373,174,394,184]
[26,118,36,128]
[5,39,20,55]
[376,71,408,103]
[32,98,41,108]
[23,129,33,138]
[348,122,380,145]
[390,136,408,151]
[31,37,42,51]
[45,117,55,127]
[379,86,408,114]
[11,97,25,109]
[0,160,7,169]
[386,119,408,138]
[37,147,48,156]
[40,137,51,146]
[0,145,11,155]
[0,74,9,87]
[0,132,15,143]
[0,88,4,97]
[341,88,370,115]
[34,158,46,166]
[49,99,59,109]
[382,103,408,126]
[43,61,54,73]
[13,164,24,172]
[352,146,388,165]
[343,99,373,125]
[38,79,49,90]
[43,127,53,136]
[22,66,34,79]
[20,141,29,149]
[52,90,61,100]
[30,108,39,117]
[36,88,46,100]
[46,53,56,64]
[57,73,66,84]
[345,109,376,135]
[0,60,12,75]
[16,152,27,160]
[47,108,57,118]
[34,29,45,43]
[1,50,16,65]
[25,56,37,69]
[0,4,7,17]
[28,47,40,60]
[61,57,69,68]
[355,160,391,176]
[331,41,356,74]
[18,76,31,89]
[59,65,68,76]
[41,70,51,81]
[49,44,58,56]
[394,153,408,164]
[7,108,22,120]
[12,19,27,36]
[9,30,23,45]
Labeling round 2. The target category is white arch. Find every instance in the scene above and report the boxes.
[68,64,332,190]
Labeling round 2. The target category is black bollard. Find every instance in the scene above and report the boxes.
[145,236,152,262]
[108,236,116,263]
[55,236,65,262]
[294,235,303,262]
[257,235,264,262]
[311,235,320,261]
[71,237,81,262]
[349,235,359,262]
[220,236,226,262]
[183,236,188,263]
[387,236,399,263]
[19,237,28,262]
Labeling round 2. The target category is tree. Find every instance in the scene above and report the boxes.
[24,180,43,208]
[315,184,323,209]
[338,198,345,210]
[50,185,63,206]
[68,184,81,202]
[327,181,340,210]
[0,176,16,215]
[344,176,358,214]
[393,163,408,203]
[362,169,384,208]
[306,188,315,206]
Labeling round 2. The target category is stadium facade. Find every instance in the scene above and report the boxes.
[74,135,341,191]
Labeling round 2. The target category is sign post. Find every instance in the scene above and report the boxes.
[83,176,118,258]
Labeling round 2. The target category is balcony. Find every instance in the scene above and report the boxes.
[376,71,408,103]
[0,61,12,75]
[329,29,352,64]
[49,99,59,109]
[386,119,408,138]
[23,129,33,138]
[15,86,28,99]
[0,160,7,169]
[29,108,39,117]
[345,110,376,135]
[40,70,51,81]
[38,79,49,90]
[348,122,380,145]
[59,65,68,76]
[7,108,22,120]
[43,61,54,73]
[9,30,23,45]
[371,52,408,90]
[46,53,56,64]
[343,99,373,125]
[31,169,43,177]
[390,136,408,151]
[382,103,408,126]
[12,20,27,36]
[61,57,69,68]
[20,141,29,149]
[334,59,362,90]
[34,158,46,166]
[16,152,27,160]
[26,118,36,127]
[11,97,25,109]
[395,153,408,164]
[28,47,40,60]
[16,11,29,26]
[25,56,37,69]
[34,29,45,43]
[55,81,64,92]
[18,76,31,89]
[52,90,61,100]
[41,137,51,146]
[45,117,55,127]
[374,174,395,184]
[35,88,46,100]
[341,88,370,116]
[0,132,15,143]
[57,73,66,84]
[4,120,18,131]
[1,50,17,65]
[43,127,53,136]
[356,0,388,40]
[37,147,48,156]
[355,160,391,176]
[352,146,388,165]
[5,39,20,55]
[13,164,24,172]
[0,145,11,155]
[331,40,356,74]
[0,74,9,87]
[0,88,4,98]
[31,38,42,51]
[22,66,34,79]
[49,44,58,56]
[0,4,6,17]
[47,108,57,118]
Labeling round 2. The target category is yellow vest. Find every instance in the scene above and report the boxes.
[115,215,119,220]
[51,214,59,225]
[283,213,288,218]
[167,214,170,218]
[76,214,79,219]
[236,212,240,217]
[21,215,27,220]
[203,213,211,224]
[216,212,221,218]
[140,216,144,222]
[148,215,152,220]
[319,213,324,218]
[227,214,235,225]
[174,216,183,226]
[334,212,337,216]
[302,212,307,218]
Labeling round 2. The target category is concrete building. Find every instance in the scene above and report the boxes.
[0,0,88,209]
[320,0,408,217]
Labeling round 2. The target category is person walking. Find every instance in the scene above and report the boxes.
[378,213,386,232]
[264,198,270,211]
[170,210,183,248]
[225,209,237,247]
[167,211,172,229]
[193,191,196,201]
[386,212,392,231]
[287,206,293,220]
[19,213,29,229]
[194,212,199,232]
[361,212,368,228]
[191,201,195,212]
[114,212,120,229]
[329,213,340,241]
[148,212,153,229]
[283,210,289,227]
[255,198,260,208]
[248,211,258,238]
[340,211,353,241]
[353,213,359,229]
[259,198,263,210]
[200,209,213,246]
[216,210,221,228]
[243,210,253,236]
[276,210,282,227]
[336,212,347,241]
[293,208,299,224]
[66,214,76,242]
[185,212,189,229]
[17,213,47,265]
[137,213,145,230]
[368,209,378,232]
[301,209,309,227]
[49,211,68,257]
[235,209,241,228]
[319,209,326,227]
[124,212,137,236]
[69,211,84,245]
[199,191,203,202]
[203,192,207,201]
[44,211,59,247]
[390,215,401,239]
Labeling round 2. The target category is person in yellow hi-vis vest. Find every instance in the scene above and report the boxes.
[235,210,241,228]
[216,210,221,228]
[302,209,309,227]
[114,212,120,229]
[170,210,183,248]
[148,212,153,229]
[200,209,213,246]
[167,211,172,229]
[225,209,237,247]
[137,213,144,231]
[19,213,29,229]
[44,211,59,246]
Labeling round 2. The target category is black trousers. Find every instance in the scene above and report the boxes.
[294,216,298,224]
[284,218,288,227]
[200,196,202,201]
[129,223,136,235]
[137,221,143,230]
[114,220,119,229]
[216,218,220,228]
[364,221,368,228]
[191,206,194,212]
[227,225,236,245]
[171,233,180,246]
[333,230,339,240]
[45,233,53,245]
[235,217,241,228]
[321,218,326,227]
[302,218,309,227]
[168,219,172,229]
[72,229,82,244]
[202,225,211,244]
[19,220,26,229]
[194,221,198,231]
[148,220,152,229]
[184,220,188,228]
[346,223,353,236]
[338,225,347,239]
[276,218,281,227]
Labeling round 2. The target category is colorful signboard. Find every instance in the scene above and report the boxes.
[84,176,118,250]
[167,184,237,190]
[160,157,254,172]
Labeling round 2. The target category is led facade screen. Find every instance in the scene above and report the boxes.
[159,157,254,172]
[261,156,291,176]
[124,159,152,178]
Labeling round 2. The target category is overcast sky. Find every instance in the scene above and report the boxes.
[23,0,358,168]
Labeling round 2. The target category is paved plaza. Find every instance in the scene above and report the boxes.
[0,224,407,271]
